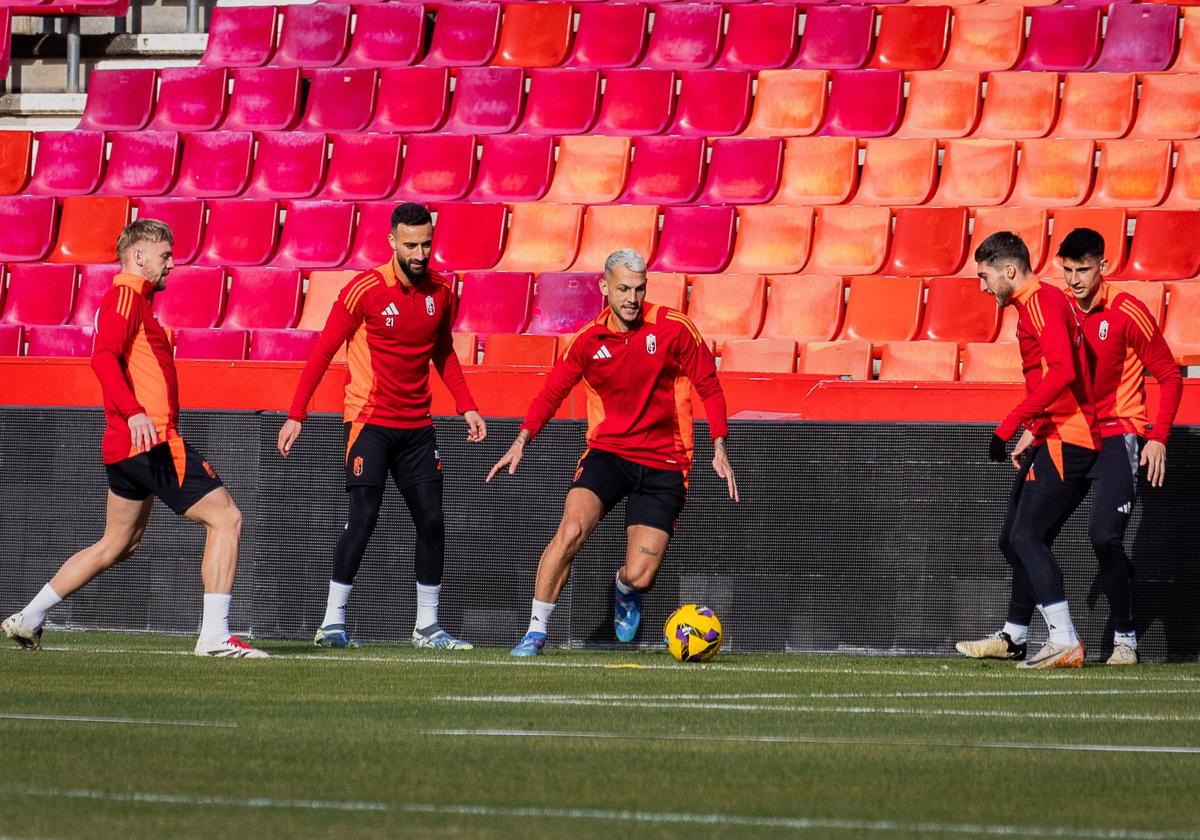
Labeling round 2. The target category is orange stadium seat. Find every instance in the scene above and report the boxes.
[440,68,525,136]
[1162,141,1200,209]
[134,197,204,264]
[148,67,227,133]
[1108,281,1166,323]
[223,267,303,330]
[393,134,477,203]
[1087,141,1172,209]
[668,70,753,137]
[318,133,403,202]
[248,328,320,362]
[542,136,630,205]
[642,3,723,71]
[962,207,1050,275]
[296,270,355,332]
[519,70,601,136]
[886,207,970,277]
[593,69,676,136]
[429,202,507,272]
[24,325,94,358]
[791,5,874,71]
[725,206,814,275]
[960,342,1022,382]
[994,305,1019,343]
[818,70,904,138]
[1015,6,1102,72]
[572,205,659,272]
[893,71,981,139]
[867,6,950,71]
[940,5,1023,72]
[526,272,605,336]
[101,131,179,197]
[800,340,872,381]
[0,196,56,262]
[369,67,450,133]
[1116,211,1200,282]
[344,202,393,270]
[272,201,355,270]
[341,3,425,69]
[619,136,705,205]
[269,4,350,69]
[221,68,301,133]
[1045,208,1128,274]
[1009,140,1095,208]
[1127,74,1200,141]
[151,266,225,329]
[0,130,32,195]
[0,263,75,325]
[740,70,827,138]
[855,139,938,206]
[421,2,500,68]
[77,69,155,131]
[649,206,736,274]
[759,274,845,343]
[806,207,892,277]
[27,130,104,196]
[481,333,558,367]
[878,341,958,381]
[493,3,573,69]
[972,72,1059,140]
[717,5,799,71]
[297,68,377,134]
[0,324,21,356]
[1051,73,1137,140]
[200,5,276,68]
[451,332,478,366]
[454,271,534,335]
[493,203,583,273]
[720,339,797,373]
[48,196,131,264]
[685,273,767,348]
[697,138,784,205]
[243,132,327,201]
[931,139,1016,207]
[645,273,688,311]
[919,276,1000,344]
[566,3,647,70]
[197,199,278,267]
[173,328,249,361]
[771,137,858,206]
[1171,8,1200,72]
[1162,283,1200,361]
[72,263,119,327]
[839,275,924,344]
[467,135,555,202]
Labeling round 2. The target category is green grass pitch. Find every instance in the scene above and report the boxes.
[3,632,1200,840]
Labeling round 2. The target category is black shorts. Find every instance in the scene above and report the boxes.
[105,438,224,516]
[345,422,441,490]
[571,448,687,533]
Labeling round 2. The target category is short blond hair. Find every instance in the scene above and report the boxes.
[116,219,174,260]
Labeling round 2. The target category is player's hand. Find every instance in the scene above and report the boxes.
[464,410,487,443]
[712,439,739,502]
[486,433,527,482]
[278,419,302,458]
[127,412,158,454]
[1010,429,1034,470]
[1141,440,1166,488]
[988,432,1008,463]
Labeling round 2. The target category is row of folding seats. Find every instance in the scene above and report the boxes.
[69,65,1200,141]
[200,3,1195,75]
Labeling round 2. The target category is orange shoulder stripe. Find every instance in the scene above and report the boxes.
[117,287,131,319]
[345,276,382,312]
[665,311,704,346]
[559,322,597,360]
[1118,301,1155,341]
[1027,295,1045,335]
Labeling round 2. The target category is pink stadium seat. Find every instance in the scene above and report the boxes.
[430,203,506,272]
[818,70,903,138]
[0,130,32,195]
[565,3,648,70]
[877,341,958,382]
[297,68,377,133]
[1051,73,1137,140]
[519,69,600,136]
[341,3,425,69]
[893,71,980,139]
[760,275,845,344]
[270,4,350,68]
[345,202,395,270]
[173,328,249,361]
[421,2,500,68]
[806,206,891,276]
[243,132,327,201]
[173,132,252,199]
[453,271,533,335]
[641,4,723,71]
[317,133,402,202]
[394,133,477,203]
[919,276,999,344]
[248,328,320,362]
[542,136,630,204]
[740,69,827,138]
[772,137,858,206]
[526,272,605,335]
[1045,208,1128,275]
[152,265,225,329]
[867,6,949,71]
[960,342,1022,383]
[273,201,355,270]
[222,68,301,133]
[1008,140,1096,208]
[593,69,676,136]
[1128,75,1200,141]
[467,135,554,202]
[26,130,105,196]
[0,324,22,356]
[0,10,8,83]
[370,67,450,133]
[1114,211,1200,282]
[134,198,204,264]
[481,333,557,367]
[100,131,178,197]
[791,5,873,71]
[839,275,924,344]
[649,206,736,274]
[668,70,752,137]
[886,207,970,277]
[940,5,1023,73]
[78,69,155,131]
[493,203,583,273]
[1,263,75,325]
[717,4,798,71]
[1015,6,1102,72]
[148,67,227,132]
[800,340,872,381]
[571,205,659,272]
[48,196,129,264]
[222,267,302,330]
[726,206,813,275]
[962,207,1049,276]
[493,3,573,69]
[24,325,94,357]
[1091,4,1179,73]
[72,263,118,326]
[619,136,705,205]
[1087,141,1172,209]
[685,273,767,348]
[931,139,1016,207]
[972,71,1059,140]
[855,139,938,206]
[201,6,277,67]
[719,339,797,374]
[696,138,784,205]
[198,199,279,266]
[441,67,524,135]
[0,196,56,261]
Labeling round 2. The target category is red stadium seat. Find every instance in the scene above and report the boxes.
[1009,140,1095,208]
[645,272,688,311]
[696,138,784,205]
[740,69,827,138]
[152,265,225,329]
[24,325,94,357]
[685,273,767,348]
[0,323,20,356]
[931,139,1016,207]
[668,70,752,137]
[173,328,248,360]
[467,135,554,202]
[772,137,858,206]
[972,72,1058,140]
[961,207,1049,276]
[394,133,477,203]
[565,3,648,70]
[818,70,903,138]
[542,136,630,205]
[481,332,557,367]
[800,340,872,381]
[1044,208,1128,275]
[100,131,178,197]
[318,133,402,202]
[720,338,797,373]
[173,132,253,199]
[273,201,355,270]
[791,5,873,71]
[717,5,799,71]
[243,132,327,201]
[886,207,970,277]
[806,206,891,277]
[641,4,723,71]
[0,196,56,262]
[919,276,1000,344]
[197,199,279,267]
[248,328,320,362]
[493,203,583,272]
[345,202,394,270]
[421,3,501,68]
[878,341,958,382]
[1115,212,1200,282]
[726,206,814,275]
[134,198,204,265]
[48,196,130,264]
[1162,283,1200,361]
[571,205,659,272]
[526,272,604,336]
[222,68,301,133]
[78,69,155,131]
[0,130,32,195]
[26,130,104,196]
[72,263,119,326]
[341,3,425,69]
[370,67,450,133]
[649,206,736,274]
[297,270,355,331]
[297,68,376,134]
[148,67,227,133]
[1087,141,1172,209]
[960,342,1022,383]
[855,139,938,206]
[0,263,75,325]
[1051,73,1136,140]
[223,267,303,330]
[618,136,705,205]
[839,275,923,344]
[201,6,276,67]
[1128,75,1200,141]
[594,69,676,136]
[270,4,350,69]
[1091,4,1179,73]
[519,70,600,136]
[430,203,506,272]
[441,67,524,135]
[493,3,572,69]
[867,6,950,71]
[941,5,1023,73]
[1015,6,1101,72]
[454,271,533,335]
[893,71,980,140]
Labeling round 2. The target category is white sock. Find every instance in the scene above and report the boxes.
[1001,622,1028,644]
[416,583,441,631]
[322,581,353,627]
[615,569,635,596]
[22,583,63,628]
[527,599,554,636]
[1038,601,1079,647]
[199,593,232,643]
[1114,630,1137,649]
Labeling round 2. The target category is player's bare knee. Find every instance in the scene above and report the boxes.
[210,499,242,536]
[557,517,589,552]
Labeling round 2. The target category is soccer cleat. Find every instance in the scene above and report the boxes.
[314,623,361,649]
[194,635,269,658]
[412,625,474,651]
[955,631,1026,661]
[1106,642,1139,666]
[614,586,641,643]
[1017,640,1085,670]
[510,630,546,657]
[2,612,42,651]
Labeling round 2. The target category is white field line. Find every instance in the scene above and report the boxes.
[0,713,234,728]
[426,727,1200,756]
[454,689,1200,700]
[1,785,1197,840]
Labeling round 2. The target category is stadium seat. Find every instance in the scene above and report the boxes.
[962,207,1050,276]
[441,67,524,135]
[270,4,350,69]
[839,275,923,344]
[221,68,302,133]
[1044,208,1128,275]
[0,196,56,262]
[1091,4,1179,73]
[641,4,723,71]
[526,272,604,335]
[696,138,784,205]
[1109,280,1166,323]
[272,201,355,270]
[341,3,425,69]
[940,5,1023,72]
[542,136,630,205]
[429,203,506,272]
[244,132,327,201]
[618,136,705,205]
[78,69,155,131]
[451,331,478,366]
[886,207,970,277]
[771,137,858,206]
[134,198,204,265]
[393,133,476,203]
[1163,141,1200,209]
[317,133,402,202]
[740,69,827,138]
[960,342,1022,382]
[867,6,949,71]
[370,67,450,133]
[668,70,752,137]
[893,71,980,139]
[148,68,227,133]
[930,139,1015,207]
[297,270,355,331]
[818,70,904,138]
[1009,140,1095,208]
[172,132,252,199]
[248,328,320,362]
[48,196,130,264]
[24,325,94,357]
[791,5,874,71]
[481,332,557,367]
[493,3,572,68]
[0,263,75,325]
[1086,141,1172,209]
[152,265,225,329]
[725,206,814,275]
[1015,6,1102,72]
[100,131,179,197]
[493,203,583,272]
[297,68,377,134]
[1161,283,1200,362]
[26,130,105,196]
[467,135,554,203]
[1127,75,1200,141]
[972,72,1059,140]
[454,271,533,335]
[345,202,394,270]
[720,338,797,373]
[197,199,279,267]
[71,263,119,326]
[223,267,303,330]
[878,341,958,382]
[421,3,501,68]
[919,276,999,344]
[593,69,676,136]
[759,275,844,343]
[201,6,276,67]
[1051,73,1136,140]
[571,204,659,271]
[0,323,21,356]
[799,340,872,381]
[565,3,648,70]
[173,328,248,361]
[645,272,688,311]
[519,69,600,136]
[649,206,736,274]
[1172,8,1200,73]
[0,130,32,195]
[685,273,767,348]
[1115,211,1200,281]
[806,207,891,276]
[855,139,938,206]
[994,305,1019,343]
[717,4,799,71]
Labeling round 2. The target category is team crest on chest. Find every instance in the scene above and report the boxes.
[1099,320,1109,341]
[425,295,436,317]
[646,333,657,355]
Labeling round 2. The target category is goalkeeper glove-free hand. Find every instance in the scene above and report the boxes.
[989,433,1008,463]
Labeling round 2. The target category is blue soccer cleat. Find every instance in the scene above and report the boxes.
[412,625,474,651]
[314,623,361,649]
[510,631,546,657]
[614,587,641,643]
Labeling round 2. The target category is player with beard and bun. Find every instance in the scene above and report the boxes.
[279,202,486,651]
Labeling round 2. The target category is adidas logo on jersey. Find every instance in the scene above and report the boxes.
[592,345,613,360]
[381,303,400,317]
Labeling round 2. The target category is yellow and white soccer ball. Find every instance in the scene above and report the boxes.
[664,603,723,663]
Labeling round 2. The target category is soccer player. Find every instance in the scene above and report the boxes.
[2,220,265,658]
[278,202,484,651]
[486,248,739,657]
[957,232,1099,669]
